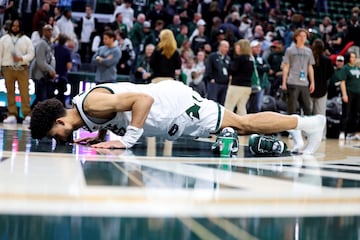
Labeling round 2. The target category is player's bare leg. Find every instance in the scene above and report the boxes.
[221,110,326,154]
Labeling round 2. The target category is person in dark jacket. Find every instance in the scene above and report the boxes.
[54,33,72,106]
[224,39,253,115]
[204,40,230,105]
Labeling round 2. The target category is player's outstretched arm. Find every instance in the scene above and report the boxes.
[83,91,154,149]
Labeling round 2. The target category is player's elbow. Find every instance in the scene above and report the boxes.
[143,94,154,108]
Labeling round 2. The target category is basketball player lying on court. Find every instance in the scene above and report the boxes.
[30,80,325,155]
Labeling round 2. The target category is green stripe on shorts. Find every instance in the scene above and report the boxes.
[215,103,221,132]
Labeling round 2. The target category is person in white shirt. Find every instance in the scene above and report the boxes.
[56,8,75,40]
[112,0,134,31]
[77,5,98,63]
[0,19,34,124]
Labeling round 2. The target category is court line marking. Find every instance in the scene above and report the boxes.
[208,217,259,240]
[178,217,222,240]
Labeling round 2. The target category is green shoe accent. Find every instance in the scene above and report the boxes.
[211,127,239,155]
[248,134,287,156]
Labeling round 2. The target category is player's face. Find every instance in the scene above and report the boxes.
[47,122,73,143]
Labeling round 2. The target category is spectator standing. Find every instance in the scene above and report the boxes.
[31,21,45,48]
[91,24,111,54]
[147,0,167,29]
[150,29,181,82]
[112,0,134,31]
[224,39,253,115]
[134,43,155,84]
[328,55,345,139]
[311,39,334,138]
[328,20,345,54]
[0,19,34,124]
[345,15,360,48]
[77,5,98,63]
[67,38,81,103]
[129,13,145,60]
[205,40,230,105]
[339,52,360,140]
[30,24,56,105]
[56,9,76,40]
[139,21,157,55]
[153,19,165,45]
[0,0,8,25]
[18,0,41,36]
[319,16,333,49]
[48,16,60,42]
[247,40,270,113]
[190,19,210,55]
[115,30,135,75]
[267,40,284,96]
[32,3,50,33]
[111,12,128,36]
[53,33,72,106]
[328,55,344,99]
[92,30,121,84]
[194,50,206,83]
[3,0,16,23]
[282,28,315,115]
[311,39,334,115]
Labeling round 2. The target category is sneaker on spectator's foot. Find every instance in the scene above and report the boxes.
[22,116,31,125]
[346,133,360,141]
[339,132,345,140]
[3,115,17,124]
[301,115,326,154]
[248,134,287,156]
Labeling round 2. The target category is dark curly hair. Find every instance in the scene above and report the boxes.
[30,99,66,139]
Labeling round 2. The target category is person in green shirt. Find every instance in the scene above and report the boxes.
[339,52,360,140]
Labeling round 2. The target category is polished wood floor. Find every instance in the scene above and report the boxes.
[0,123,359,240]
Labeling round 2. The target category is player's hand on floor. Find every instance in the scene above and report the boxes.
[74,136,104,145]
[90,140,126,149]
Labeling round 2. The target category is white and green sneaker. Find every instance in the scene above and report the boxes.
[248,134,287,156]
[211,127,239,155]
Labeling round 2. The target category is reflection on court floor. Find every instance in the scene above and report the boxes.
[0,124,359,240]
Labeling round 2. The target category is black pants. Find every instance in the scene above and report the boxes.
[34,77,54,103]
[345,91,360,134]
[53,77,68,106]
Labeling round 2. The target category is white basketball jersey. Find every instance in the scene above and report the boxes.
[72,80,219,139]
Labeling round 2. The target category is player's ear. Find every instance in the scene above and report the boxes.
[55,118,65,126]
